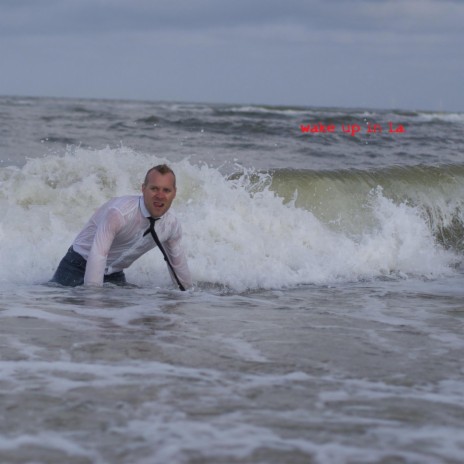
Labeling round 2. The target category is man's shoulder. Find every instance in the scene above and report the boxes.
[161,210,183,238]
[101,195,141,217]
[162,209,180,222]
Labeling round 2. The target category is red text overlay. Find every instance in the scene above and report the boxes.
[300,122,405,136]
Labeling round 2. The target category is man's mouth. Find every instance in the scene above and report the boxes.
[153,201,164,208]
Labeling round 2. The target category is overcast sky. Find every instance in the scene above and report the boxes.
[1,0,463,112]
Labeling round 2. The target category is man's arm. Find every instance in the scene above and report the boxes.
[84,208,123,286]
[163,223,193,290]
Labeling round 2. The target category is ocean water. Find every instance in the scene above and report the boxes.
[1,95,464,463]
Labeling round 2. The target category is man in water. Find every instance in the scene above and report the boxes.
[50,164,192,290]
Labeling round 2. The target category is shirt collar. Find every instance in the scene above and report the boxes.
[139,196,151,219]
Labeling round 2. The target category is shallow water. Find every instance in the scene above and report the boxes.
[1,276,464,463]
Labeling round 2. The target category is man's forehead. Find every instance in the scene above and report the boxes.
[146,171,175,186]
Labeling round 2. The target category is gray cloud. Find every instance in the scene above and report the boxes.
[1,0,463,36]
[0,0,462,111]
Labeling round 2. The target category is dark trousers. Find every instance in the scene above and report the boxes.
[50,247,126,287]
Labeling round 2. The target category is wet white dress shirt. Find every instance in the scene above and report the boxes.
[72,195,192,288]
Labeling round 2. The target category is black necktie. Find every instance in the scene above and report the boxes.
[143,217,186,291]
[143,217,158,238]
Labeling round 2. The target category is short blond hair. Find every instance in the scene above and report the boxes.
[143,164,176,188]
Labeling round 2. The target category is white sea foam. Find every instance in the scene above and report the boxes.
[0,433,99,461]
[417,112,464,123]
[0,147,457,291]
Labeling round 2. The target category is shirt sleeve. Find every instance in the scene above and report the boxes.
[84,207,124,286]
[163,220,193,290]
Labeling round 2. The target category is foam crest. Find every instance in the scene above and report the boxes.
[0,148,458,290]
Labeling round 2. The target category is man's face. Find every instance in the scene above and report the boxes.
[142,170,176,218]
